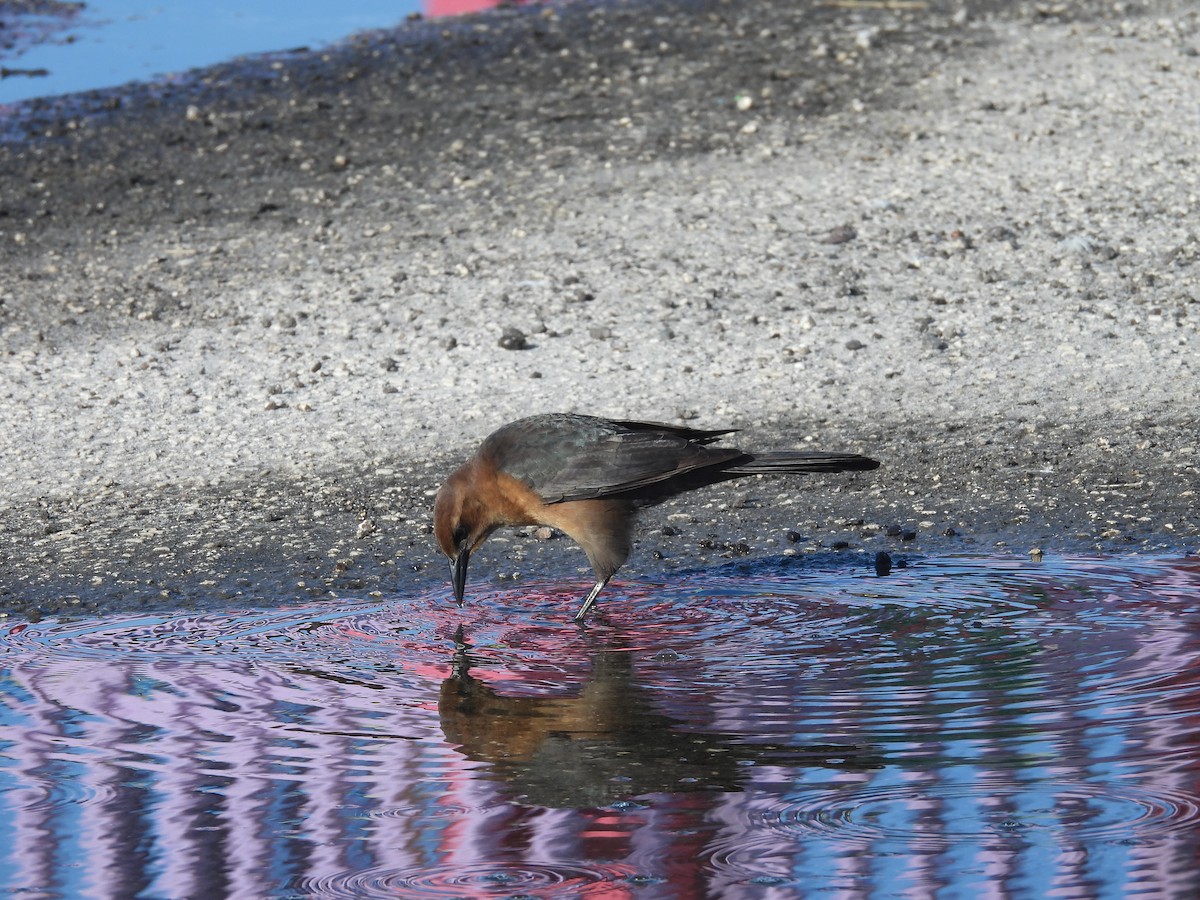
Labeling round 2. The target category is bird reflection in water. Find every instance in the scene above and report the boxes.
[438,625,883,808]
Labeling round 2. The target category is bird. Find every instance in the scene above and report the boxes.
[433,413,880,622]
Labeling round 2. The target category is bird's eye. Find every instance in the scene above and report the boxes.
[452,525,469,547]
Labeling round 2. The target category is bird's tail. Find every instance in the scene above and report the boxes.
[726,451,880,475]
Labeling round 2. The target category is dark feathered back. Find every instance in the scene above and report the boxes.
[480,414,878,505]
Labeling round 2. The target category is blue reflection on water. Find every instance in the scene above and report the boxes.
[0,0,426,105]
[0,553,1197,897]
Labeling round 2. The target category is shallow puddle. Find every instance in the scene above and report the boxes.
[2,554,1199,897]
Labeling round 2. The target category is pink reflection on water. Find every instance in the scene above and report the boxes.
[425,0,540,17]
[0,556,1199,896]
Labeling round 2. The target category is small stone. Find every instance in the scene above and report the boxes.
[442,336,458,350]
[845,339,866,351]
[819,224,857,245]
[1029,547,1044,562]
[874,551,893,576]
[356,519,378,539]
[532,526,554,541]
[786,530,803,543]
[498,327,528,350]
[588,325,612,340]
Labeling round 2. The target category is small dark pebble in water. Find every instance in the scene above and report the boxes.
[943,526,959,537]
[786,530,803,543]
[498,326,528,350]
[901,530,917,542]
[875,551,893,576]
[661,525,678,536]
[652,550,664,560]
[480,871,518,884]
[885,524,903,537]
[610,800,648,811]
[831,540,850,550]
[626,874,668,886]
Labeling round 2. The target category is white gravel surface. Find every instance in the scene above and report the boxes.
[0,0,1196,616]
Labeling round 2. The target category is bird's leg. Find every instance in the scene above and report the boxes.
[573,576,612,624]
[450,624,471,680]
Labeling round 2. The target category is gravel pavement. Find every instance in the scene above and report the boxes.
[1,0,1196,618]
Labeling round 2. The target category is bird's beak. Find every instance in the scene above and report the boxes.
[451,543,470,605]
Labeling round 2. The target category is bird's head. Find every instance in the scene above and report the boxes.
[433,467,500,605]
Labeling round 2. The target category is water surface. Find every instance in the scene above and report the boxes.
[0,0,519,105]
[1,554,1198,897]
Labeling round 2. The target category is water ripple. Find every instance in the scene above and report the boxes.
[1,778,121,813]
[753,779,1200,848]
[290,860,639,898]
[0,554,1198,898]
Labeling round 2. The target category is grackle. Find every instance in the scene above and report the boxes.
[434,413,879,622]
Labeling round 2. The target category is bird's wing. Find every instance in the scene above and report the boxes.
[485,415,742,503]
[609,419,737,446]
